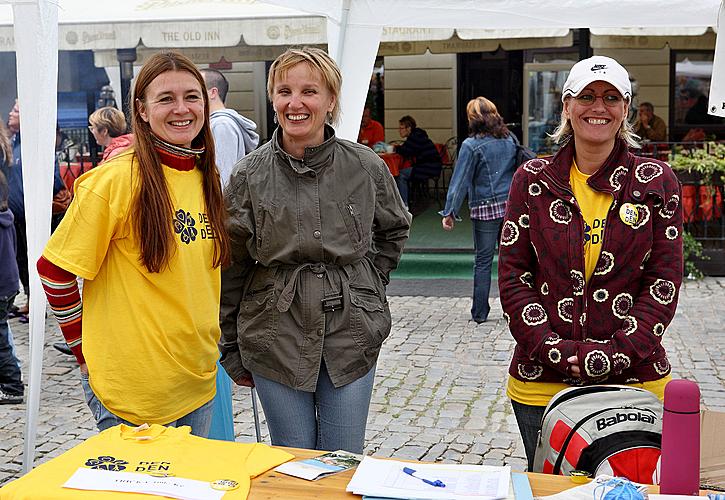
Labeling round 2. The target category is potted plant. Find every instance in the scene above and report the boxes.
[669,142,725,276]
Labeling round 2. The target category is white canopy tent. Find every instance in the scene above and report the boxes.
[264,0,721,139]
[1,0,722,474]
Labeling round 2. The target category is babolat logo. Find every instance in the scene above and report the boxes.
[591,64,607,71]
[596,411,656,431]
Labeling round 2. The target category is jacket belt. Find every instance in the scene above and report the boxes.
[276,262,350,312]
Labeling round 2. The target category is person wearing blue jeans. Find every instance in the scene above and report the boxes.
[471,218,503,323]
[394,115,442,208]
[252,361,375,451]
[440,97,517,323]
[79,375,213,437]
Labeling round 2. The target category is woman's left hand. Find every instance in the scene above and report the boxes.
[567,355,580,377]
[442,215,455,231]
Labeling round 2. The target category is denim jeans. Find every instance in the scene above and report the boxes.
[0,293,23,396]
[252,361,375,454]
[396,167,413,206]
[471,218,502,323]
[511,400,546,471]
[80,373,214,438]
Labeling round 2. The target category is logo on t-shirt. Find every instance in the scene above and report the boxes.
[84,455,128,471]
[173,208,216,244]
[583,217,606,246]
[174,209,198,244]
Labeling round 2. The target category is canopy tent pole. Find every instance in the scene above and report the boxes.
[709,1,725,117]
[6,0,59,474]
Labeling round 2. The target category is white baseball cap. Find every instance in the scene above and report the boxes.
[561,56,632,102]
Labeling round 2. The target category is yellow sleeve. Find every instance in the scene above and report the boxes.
[43,175,124,280]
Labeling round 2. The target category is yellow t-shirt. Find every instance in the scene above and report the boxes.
[43,150,221,425]
[569,160,612,282]
[507,376,672,406]
[0,424,294,499]
[508,161,669,405]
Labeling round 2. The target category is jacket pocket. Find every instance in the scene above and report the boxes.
[349,285,391,351]
[238,289,279,355]
[337,201,367,252]
[255,202,277,262]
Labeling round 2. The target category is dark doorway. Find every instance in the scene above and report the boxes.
[456,49,524,143]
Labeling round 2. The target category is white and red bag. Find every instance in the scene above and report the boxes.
[533,385,663,483]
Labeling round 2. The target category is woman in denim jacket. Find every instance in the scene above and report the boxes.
[440,97,516,323]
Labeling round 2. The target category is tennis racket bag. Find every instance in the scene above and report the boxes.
[533,385,663,483]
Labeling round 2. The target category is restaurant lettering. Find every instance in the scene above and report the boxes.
[83,31,117,44]
[0,35,14,49]
[383,27,437,36]
[160,31,221,42]
[283,24,323,39]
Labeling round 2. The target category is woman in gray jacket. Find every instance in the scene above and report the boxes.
[220,47,411,453]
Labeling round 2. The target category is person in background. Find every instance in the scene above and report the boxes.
[2,99,68,322]
[220,47,410,453]
[37,51,230,437]
[88,106,134,162]
[440,97,516,324]
[0,120,23,405]
[200,67,259,441]
[357,107,385,148]
[498,55,682,471]
[633,102,667,142]
[394,115,441,208]
[200,68,259,188]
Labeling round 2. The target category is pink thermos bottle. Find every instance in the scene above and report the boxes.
[660,379,700,495]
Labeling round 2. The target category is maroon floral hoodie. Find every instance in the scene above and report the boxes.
[499,138,683,385]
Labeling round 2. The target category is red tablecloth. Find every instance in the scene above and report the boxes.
[378,153,410,177]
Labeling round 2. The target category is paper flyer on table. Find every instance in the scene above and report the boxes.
[63,467,225,500]
[274,450,362,480]
[347,456,510,500]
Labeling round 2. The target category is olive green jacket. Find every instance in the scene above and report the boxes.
[220,126,411,391]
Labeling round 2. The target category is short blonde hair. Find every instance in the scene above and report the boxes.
[89,106,127,138]
[267,47,342,124]
[550,96,640,148]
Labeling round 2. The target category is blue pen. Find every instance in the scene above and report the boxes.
[402,467,446,487]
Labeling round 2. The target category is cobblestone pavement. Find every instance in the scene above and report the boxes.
[2,277,724,485]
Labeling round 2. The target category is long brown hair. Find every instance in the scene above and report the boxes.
[467,97,509,139]
[131,51,229,272]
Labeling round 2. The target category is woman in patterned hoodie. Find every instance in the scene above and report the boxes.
[498,56,683,470]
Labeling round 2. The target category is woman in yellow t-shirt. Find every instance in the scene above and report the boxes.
[498,56,683,470]
[38,51,230,437]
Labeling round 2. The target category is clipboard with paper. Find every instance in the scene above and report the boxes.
[347,456,511,500]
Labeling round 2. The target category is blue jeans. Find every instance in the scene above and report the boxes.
[396,167,412,206]
[0,293,23,396]
[472,218,502,323]
[80,374,214,438]
[511,400,546,472]
[252,361,375,454]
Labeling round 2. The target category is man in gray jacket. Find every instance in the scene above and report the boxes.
[201,68,260,187]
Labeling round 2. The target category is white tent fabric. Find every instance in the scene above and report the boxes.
[3,0,722,475]
[264,0,720,140]
[0,0,58,474]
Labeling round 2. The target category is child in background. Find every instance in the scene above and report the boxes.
[0,169,23,404]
